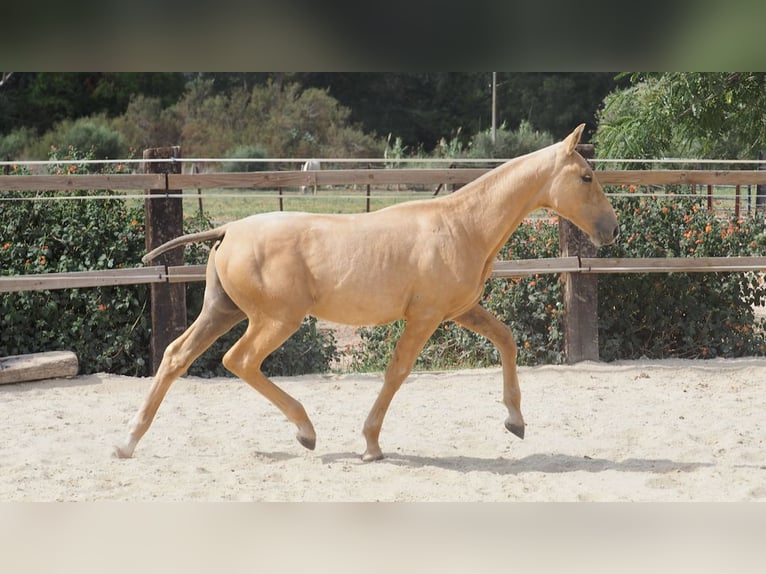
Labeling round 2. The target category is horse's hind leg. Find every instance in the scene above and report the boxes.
[113,252,245,458]
[222,315,317,451]
[454,304,525,439]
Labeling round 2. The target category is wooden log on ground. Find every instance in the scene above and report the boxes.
[0,351,79,385]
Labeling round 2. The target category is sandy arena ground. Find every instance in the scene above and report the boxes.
[1,358,765,501]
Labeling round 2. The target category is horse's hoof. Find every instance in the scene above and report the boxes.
[505,419,525,439]
[361,450,384,462]
[297,434,316,451]
[112,444,133,459]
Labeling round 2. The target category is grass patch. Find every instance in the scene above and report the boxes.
[181,188,429,224]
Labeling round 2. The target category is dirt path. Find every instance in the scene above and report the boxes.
[1,358,765,501]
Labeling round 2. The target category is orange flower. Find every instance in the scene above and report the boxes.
[628,185,637,193]
[2,242,9,250]
[98,304,107,312]
[130,220,139,226]
[704,224,712,234]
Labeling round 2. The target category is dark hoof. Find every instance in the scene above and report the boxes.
[297,435,316,450]
[505,420,525,439]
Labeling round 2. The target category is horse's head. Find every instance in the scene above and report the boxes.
[544,124,619,247]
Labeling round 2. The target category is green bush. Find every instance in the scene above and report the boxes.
[467,121,555,159]
[0,153,149,374]
[221,144,270,172]
[0,127,37,160]
[598,191,766,360]
[41,117,126,159]
[110,94,182,152]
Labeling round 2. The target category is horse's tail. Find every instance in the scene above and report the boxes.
[142,225,229,265]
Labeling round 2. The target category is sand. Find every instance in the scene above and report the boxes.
[1,358,765,501]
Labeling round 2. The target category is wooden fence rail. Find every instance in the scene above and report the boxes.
[4,256,766,294]
[3,169,766,191]
[3,163,766,367]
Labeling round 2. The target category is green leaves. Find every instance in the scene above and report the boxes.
[595,73,766,161]
[0,147,150,375]
[598,192,766,360]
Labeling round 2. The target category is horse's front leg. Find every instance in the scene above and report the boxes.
[362,317,441,461]
[454,304,525,439]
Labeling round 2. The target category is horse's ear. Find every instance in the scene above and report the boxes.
[564,123,586,155]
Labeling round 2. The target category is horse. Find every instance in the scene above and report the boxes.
[113,124,618,461]
[300,159,321,194]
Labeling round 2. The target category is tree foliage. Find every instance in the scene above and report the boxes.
[173,78,383,158]
[0,73,186,137]
[1,73,620,159]
[595,73,766,161]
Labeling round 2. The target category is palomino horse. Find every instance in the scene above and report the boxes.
[114,124,618,461]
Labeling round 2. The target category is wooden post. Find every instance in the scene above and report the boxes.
[559,144,600,363]
[366,184,371,212]
[757,150,766,215]
[144,146,186,374]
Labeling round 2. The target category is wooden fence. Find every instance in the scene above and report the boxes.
[3,158,766,368]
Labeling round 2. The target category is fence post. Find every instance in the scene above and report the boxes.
[559,144,600,363]
[757,150,766,215]
[143,146,186,374]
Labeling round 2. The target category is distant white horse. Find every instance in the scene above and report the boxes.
[300,159,321,194]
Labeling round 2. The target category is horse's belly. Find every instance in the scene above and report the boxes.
[310,289,407,327]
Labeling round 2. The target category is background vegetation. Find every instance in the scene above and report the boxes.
[2,72,766,374]
[0,148,337,377]
[0,72,621,161]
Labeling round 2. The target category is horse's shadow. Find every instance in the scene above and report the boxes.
[320,451,713,476]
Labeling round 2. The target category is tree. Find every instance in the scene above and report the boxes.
[303,73,621,150]
[0,73,186,136]
[173,78,382,158]
[595,73,766,161]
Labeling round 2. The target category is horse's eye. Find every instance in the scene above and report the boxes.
[581,173,593,183]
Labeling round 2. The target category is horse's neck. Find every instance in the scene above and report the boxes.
[445,149,551,256]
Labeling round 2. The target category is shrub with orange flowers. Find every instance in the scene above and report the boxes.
[0,147,151,374]
[597,192,766,360]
